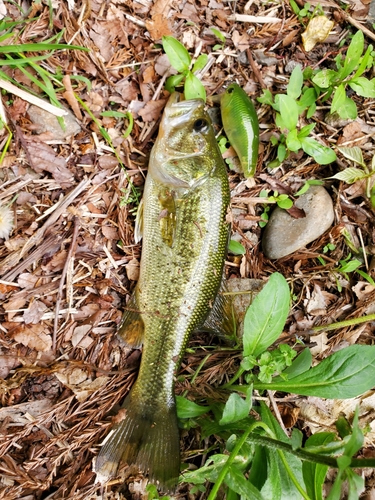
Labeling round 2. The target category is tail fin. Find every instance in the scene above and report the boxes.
[94,389,180,492]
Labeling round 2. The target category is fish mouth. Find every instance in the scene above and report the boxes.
[164,92,205,120]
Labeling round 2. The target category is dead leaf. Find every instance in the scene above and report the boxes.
[72,324,93,348]
[8,323,52,352]
[286,206,306,219]
[138,99,167,122]
[301,16,334,52]
[8,98,28,121]
[146,14,172,40]
[125,258,140,281]
[23,300,48,324]
[25,140,74,188]
[102,225,119,240]
[62,75,83,120]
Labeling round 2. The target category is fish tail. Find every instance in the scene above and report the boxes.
[95,389,180,492]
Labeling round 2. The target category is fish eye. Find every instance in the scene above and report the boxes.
[193,118,208,132]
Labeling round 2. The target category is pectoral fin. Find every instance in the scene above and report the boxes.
[200,280,236,343]
[117,290,144,349]
[158,188,177,247]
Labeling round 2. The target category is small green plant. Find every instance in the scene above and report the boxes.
[308,30,375,119]
[332,146,375,206]
[162,36,207,100]
[177,273,375,498]
[258,189,293,227]
[289,0,324,22]
[258,65,336,167]
[228,240,246,255]
[210,27,226,51]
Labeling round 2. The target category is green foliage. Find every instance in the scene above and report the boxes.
[177,272,375,498]
[258,189,293,227]
[228,239,246,255]
[162,36,206,101]
[0,17,88,111]
[258,65,336,166]
[310,30,375,119]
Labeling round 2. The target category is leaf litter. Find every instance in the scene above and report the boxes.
[1,0,375,498]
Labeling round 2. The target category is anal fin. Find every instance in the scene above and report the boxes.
[117,289,144,349]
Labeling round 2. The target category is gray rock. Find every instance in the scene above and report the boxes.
[262,186,334,259]
[227,278,265,337]
[28,104,81,140]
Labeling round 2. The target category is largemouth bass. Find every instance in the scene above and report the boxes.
[94,93,230,491]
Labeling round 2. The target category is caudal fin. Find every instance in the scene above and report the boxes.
[94,389,180,492]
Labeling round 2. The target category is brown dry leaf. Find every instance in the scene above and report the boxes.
[151,0,174,16]
[0,348,21,379]
[3,296,28,320]
[62,75,83,120]
[138,99,167,122]
[146,14,173,40]
[71,324,93,348]
[301,16,334,52]
[26,140,74,187]
[8,322,52,352]
[125,258,140,281]
[55,368,109,402]
[89,22,114,62]
[8,98,28,121]
[337,121,365,146]
[102,225,119,240]
[23,300,48,324]
[18,273,39,289]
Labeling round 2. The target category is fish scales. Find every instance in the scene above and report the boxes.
[95,93,230,491]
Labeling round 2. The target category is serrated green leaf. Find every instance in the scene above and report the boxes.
[287,65,303,100]
[330,167,366,184]
[278,94,299,131]
[337,146,365,166]
[254,345,375,398]
[300,137,336,164]
[243,273,290,358]
[348,77,375,98]
[162,36,191,72]
[184,72,206,100]
[176,395,210,419]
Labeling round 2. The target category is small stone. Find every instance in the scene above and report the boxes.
[262,186,334,259]
[28,104,81,140]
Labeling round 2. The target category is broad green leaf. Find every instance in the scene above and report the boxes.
[307,102,316,119]
[286,129,301,152]
[298,122,315,139]
[243,273,290,358]
[220,388,252,425]
[298,87,317,110]
[348,77,375,98]
[184,72,206,101]
[339,258,361,273]
[257,89,274,107]
[343,407,363,458]
[165,73,185,93]
[340,30,364,80]
[353,45,372,79]
[346,468,365,500]
[176,395,210,419]
[300,137,336,164]
[287,65,303,99]
[254,345,375,398]
[277,197,293,209]
[278,94,299,131]
[291,428,303,450]
[330,84,346,114]
[228,239,246,255]
[330,167,366,184]
[281,348,312,379]
[192,53,208,73]
[337,146,365,166]
[303,433,336,500]
[275,112,286,130]
[162,36,191,72]
[277,143,287,162]
[258,403,305,499]
[210,28,226,43]
[312,69,337,89]
[226,465,266,500]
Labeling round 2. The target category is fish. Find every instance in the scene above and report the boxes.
[94,92,231,491]
[220,82,259,178]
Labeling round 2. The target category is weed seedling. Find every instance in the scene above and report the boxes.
[162,36,207,101]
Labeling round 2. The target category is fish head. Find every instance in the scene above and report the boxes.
[149,93,218,189]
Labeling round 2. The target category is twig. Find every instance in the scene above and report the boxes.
[268,390,289,435]
[53,216,80,352]
[0,78,68,117]
[246,48,266,89]
[228,14,282,23]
